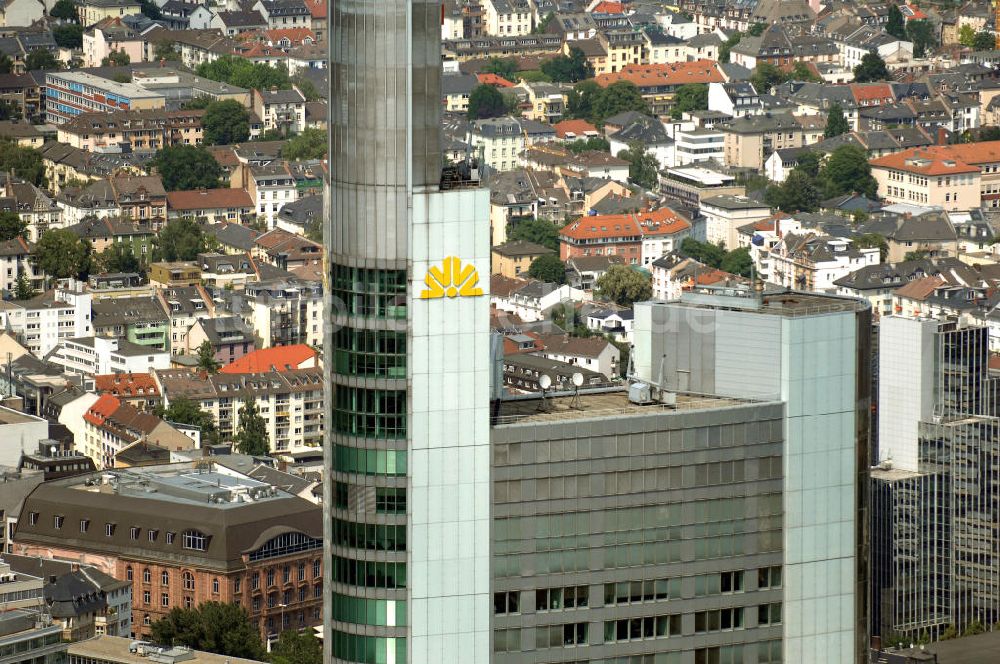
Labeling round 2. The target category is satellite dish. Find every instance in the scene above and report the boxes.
[538,374,552,391]
[572,372,584,387]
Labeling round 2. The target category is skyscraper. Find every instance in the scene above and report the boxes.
[324,0,492,662]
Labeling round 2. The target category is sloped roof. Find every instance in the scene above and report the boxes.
[219,344,316,374]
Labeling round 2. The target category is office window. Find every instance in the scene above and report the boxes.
[758,603,782,626]
[604,615,679,642]
[721,571,744,593]
[536,586,588,611]
[535,623,587,648]
[695,608,744,633]
[758,566,782,589]
[493,591,520,615]
[251,573,260,591]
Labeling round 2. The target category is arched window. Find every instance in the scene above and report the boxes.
[161,571,169,586]
[126,566,133,581]
[183,571,195,591]
[142,568,151,583]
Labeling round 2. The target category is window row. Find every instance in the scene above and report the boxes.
[333,328,406,378]
[40,515,207,551]
[333,444,407,476]
[331,519,406,552]
[604,615,680,643]
[333,388,407,439]
[330,594,406,627]
[329,266,407,319]
[329,631,407,664]
[694,608,743,633]
[330,556,406,589]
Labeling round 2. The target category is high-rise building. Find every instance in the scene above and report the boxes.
[324,0,492,662]
[491,287,872,663]
[873,317,1000,642]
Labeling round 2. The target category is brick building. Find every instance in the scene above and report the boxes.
[12,462,322,640]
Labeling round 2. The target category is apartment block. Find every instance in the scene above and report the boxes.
[48,336,171,378]
[45,72,164,125]
[0,288,93,357]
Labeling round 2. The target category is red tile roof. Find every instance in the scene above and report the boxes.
[554,118,599,138]
[561,208,690,241]
[870,148,980,176]
[851,83,894,104]
[477,73,515,88]
[220,344,317,374]
[166,188,254,210]
[84,394,121,427]
[94,373,160,399]
[895,275,945,300]
[264,28,316,45]
[304,0,325,18]
[595,60,723,89]
[590,1,625,13]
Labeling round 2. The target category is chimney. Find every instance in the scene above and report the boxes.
[937,126,948,145]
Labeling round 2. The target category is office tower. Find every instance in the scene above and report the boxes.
[873,317,999,641]
[491,288,872,663]
[324,0,492,662]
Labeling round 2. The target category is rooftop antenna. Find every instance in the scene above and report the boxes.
[571,372,584,409]
[537,374,552,411]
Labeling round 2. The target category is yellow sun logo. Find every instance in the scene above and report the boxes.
[420,256,484,299]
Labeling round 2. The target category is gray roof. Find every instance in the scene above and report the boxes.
[442,72,478,95]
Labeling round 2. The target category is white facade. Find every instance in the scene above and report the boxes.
[701,198,772,250]
[609,135,674,171]
[408,186,492,663]
[57,392,100,458]
[877,316,936,471]
[0,288,93,357]
[673,128,725,166]
[0,407,48,468]
[49,336,171,378]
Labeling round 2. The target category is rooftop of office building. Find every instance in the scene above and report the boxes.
[665,286,869,317]
[68,636,263,664]
[494,389,764,425]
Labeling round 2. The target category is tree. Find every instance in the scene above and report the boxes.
[680,238,726,266]
[154,397,219,444]
[540,47,589,83]
[903,249,930,261]
[13,273,32,300]
[52,24,83,48]
[670,83,708,120]
[527,254,566,284]
[720,247,752,277]
[533,11,555,34]
[973,32,995,50]
[765,169,820,213]
[907,20,936,58]
[589,80,648,124]
[824,102,850,138]
[0,211,27,242]
[101,50,130,67]
[202,100,250,145]
[482,57,518,82]
[138,0,161,19]
[196,340,221,373]
[284,127,326,160]
[0,141,44,186]
[154,41,180,62]
[853,233,888,261]
[853,52,890,83]
[292,74,321,101]
[468,84,507,120]
[719,31,741,64]
[182,96,212,110]
[959,23,977,47]
[886,4,906,39]
[750,63,785,94]
[24,49,58,71]
[795,151,822,178]
[747,22,766,36]
[97,242,141,274]
[617,141,659,190]
[34,229,88,281]
[820,144,877,198]
[507,219,561,251]
[196,56,290,90]
[0,54,11,75]
[790,61,820,82]
[152,145,221,191]
[596,265,651,306]
[153,218,215,261]
[150,602,264,660]
[270,630,322,664]
[565,136,610,153]
[235,399,269,456]
[50,0,77,20]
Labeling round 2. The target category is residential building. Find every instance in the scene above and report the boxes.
[56,109,205,152]
[165,189,254,223]
[210,10,267,36]
[532,332,620,379]
[860,208,960,263]
[871,149,983,211]
[660,165,744,210]
[593,60,725,115]
[219,344,316,374]
[45,72,164,125]
[155,368,323,453]
[721,112,805,171]
[729,23,838,69]
[469,116,528,173]
[0,237,41,294]
[251,87,306,136]
[17,441,97,481]
[833,257,974,320]
[76,0,141,26]
[48,337,170,379]
[491,240,554,278]
[241,279,323,348]
[93,373,160,412]
[253,0,311,29]
[701,195,772,249]
[91,297,169,352]
[491,278,590,322]
[78,394,195,468]
[767,233,881,293]
[483,0,530,36]
[82,17,145,68]
[559,207,692,264]
[0,288,94,357]
[13,463,323,639]
[0,407,48,469]
[186,317,255,364]
[149,263,201,289]
[0,121,42,148]
[650,254,742,301]
[607,115,674,170]
[230,162,298,227]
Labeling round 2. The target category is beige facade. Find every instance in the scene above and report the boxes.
[722,120,805,170]
[483,0,530,36]
[873,164,981,211]
[77,0,141,27]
